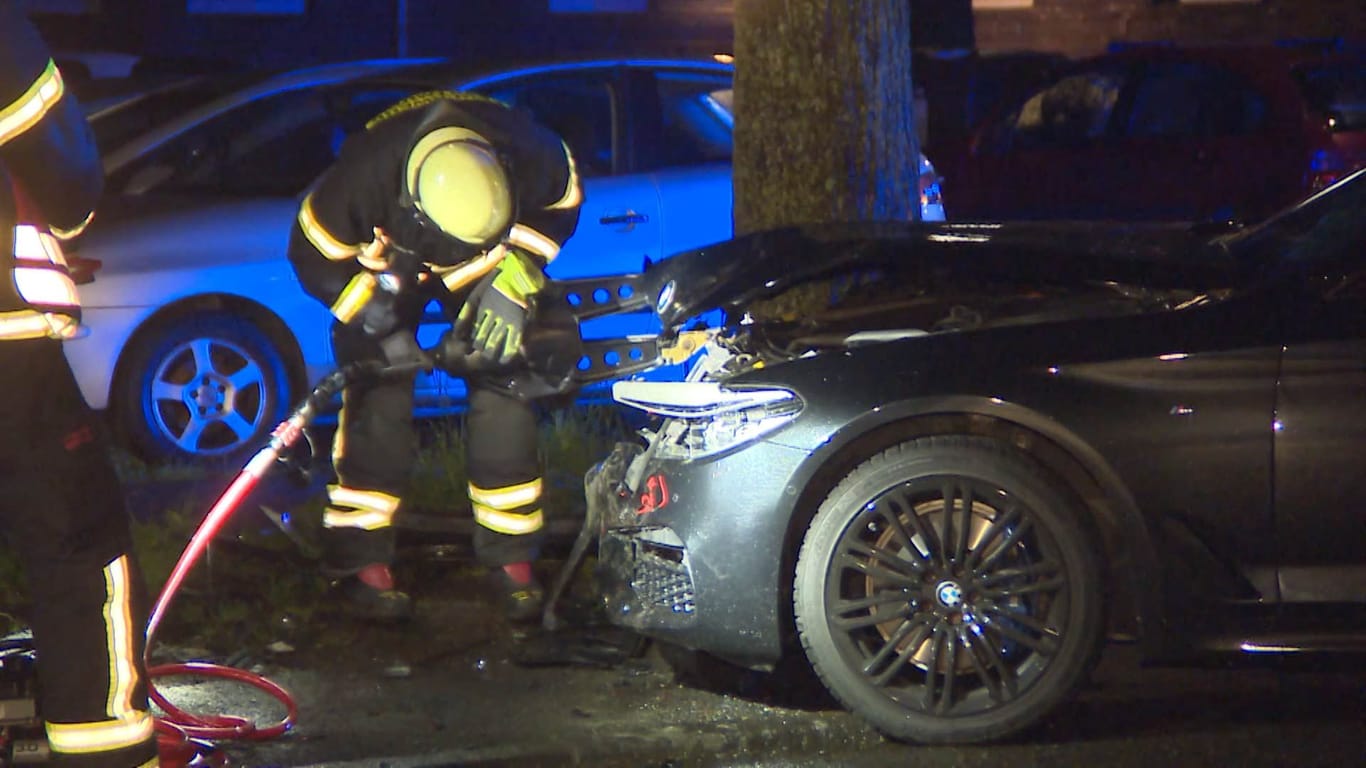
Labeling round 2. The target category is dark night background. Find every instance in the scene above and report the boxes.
[24,0,1362,78]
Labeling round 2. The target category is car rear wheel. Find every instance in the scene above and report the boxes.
[794,436,1103,744]
[116,312,294,466]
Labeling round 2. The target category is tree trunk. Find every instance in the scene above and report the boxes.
[732,0,919,236]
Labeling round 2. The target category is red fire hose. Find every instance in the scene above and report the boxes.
[142,359,405,766]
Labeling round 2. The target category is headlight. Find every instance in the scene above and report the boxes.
[612,381,803,461]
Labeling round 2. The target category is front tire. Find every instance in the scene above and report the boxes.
[794,436,1103,744]
[115,312,294,466]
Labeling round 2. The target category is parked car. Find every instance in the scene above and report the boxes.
[947,44,1365,224]
[61,55,950,465]
[576,170,1366,744]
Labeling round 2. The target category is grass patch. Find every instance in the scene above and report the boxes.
[0,405,640,654]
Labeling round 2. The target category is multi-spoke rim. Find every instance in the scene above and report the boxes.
[824,475,1071,717]
[147,336,269,456]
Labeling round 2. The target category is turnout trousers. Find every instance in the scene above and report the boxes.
[0,339,158,768]
[321,323,546,576]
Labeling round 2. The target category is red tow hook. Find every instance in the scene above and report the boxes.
[636,474,670,515]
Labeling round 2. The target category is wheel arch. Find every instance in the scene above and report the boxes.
[774,397,1167,658]
[108,293,310,430]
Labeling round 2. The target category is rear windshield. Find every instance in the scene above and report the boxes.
[1295,60,1366,131]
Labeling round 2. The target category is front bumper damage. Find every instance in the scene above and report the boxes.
[585,443,698,632]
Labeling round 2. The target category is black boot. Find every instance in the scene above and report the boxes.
[492,566,544,625]
[332,564,412,622]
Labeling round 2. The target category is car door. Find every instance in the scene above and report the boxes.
[1114,60,1283,222]
[1272,191,1366,603]
[955,64,1131,220]
[630,66,735,260]
[475,67,662,281]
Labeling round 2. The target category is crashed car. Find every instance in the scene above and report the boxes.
[566,168,1366,744]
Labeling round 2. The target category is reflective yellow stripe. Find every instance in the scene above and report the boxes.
[0,60,63,146]
[0,309,78,340]
[322,507,394,530]
[468,478,542,510]
[135,758,159,768]
[50,211,95,241]
[16,263,79,305]
[324,485,399,530]
[507,224,560,263]
[473,504,544,535]
[5,226,82,341]
[101,556,140,720]
[545,141,582,211]
[437,243,508,293]
[327,485,400,514]
[46,712,153,755]
[330,271,376,323]
[298,194,363,261]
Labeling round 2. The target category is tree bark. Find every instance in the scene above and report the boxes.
[732,0,919,236]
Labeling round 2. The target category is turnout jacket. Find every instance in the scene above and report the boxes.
[0,3,102,341]
[288,93,582,325]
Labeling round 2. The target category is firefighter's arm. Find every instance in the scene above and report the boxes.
[0,8,102,237]
[454,139,581,364]
[288,177,418,338]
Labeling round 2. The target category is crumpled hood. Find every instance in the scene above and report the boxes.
[644,220,1244,331]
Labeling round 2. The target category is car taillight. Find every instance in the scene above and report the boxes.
[1308,148,1349,192]
[919,171,943,208]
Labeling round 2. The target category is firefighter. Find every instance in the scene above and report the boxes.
[286,89,582,624]
[0,6,160,768]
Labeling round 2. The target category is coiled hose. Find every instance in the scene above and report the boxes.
[142,359,407,766]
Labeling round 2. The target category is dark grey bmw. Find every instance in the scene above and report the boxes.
[573,169,1366,744]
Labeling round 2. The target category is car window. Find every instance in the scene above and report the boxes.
[86,75,253,156]
[996,70,1124,150]
[645,71,733,171]
[1125,62,1268,139]
[1295,60,1366,132]
[109,84,416,197]
[481,74,616,177]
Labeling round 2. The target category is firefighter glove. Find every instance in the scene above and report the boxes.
[456,249,546,365]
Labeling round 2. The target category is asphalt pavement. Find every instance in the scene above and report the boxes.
[145,561,1366,768]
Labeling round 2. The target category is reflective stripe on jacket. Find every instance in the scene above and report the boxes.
[0,222,81,340]
[1,54,86,341]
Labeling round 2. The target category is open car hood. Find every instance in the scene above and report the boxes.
[643,220,1244,333]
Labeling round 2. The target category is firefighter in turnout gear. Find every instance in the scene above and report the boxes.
[287,90,582,623]
[0,6,160,767]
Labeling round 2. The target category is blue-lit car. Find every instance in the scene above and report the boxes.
[64,56,946,465]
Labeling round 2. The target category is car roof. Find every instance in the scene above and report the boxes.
[96,55,733,173]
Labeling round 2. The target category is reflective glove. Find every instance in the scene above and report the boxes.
[433,325,489,376]
[455,249,547,365]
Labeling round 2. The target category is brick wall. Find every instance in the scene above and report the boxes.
[973,0,1366,57]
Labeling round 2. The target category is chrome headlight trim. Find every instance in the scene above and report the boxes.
[612,381,804,461]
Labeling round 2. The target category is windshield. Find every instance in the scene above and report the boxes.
[1218,168,1366,270]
